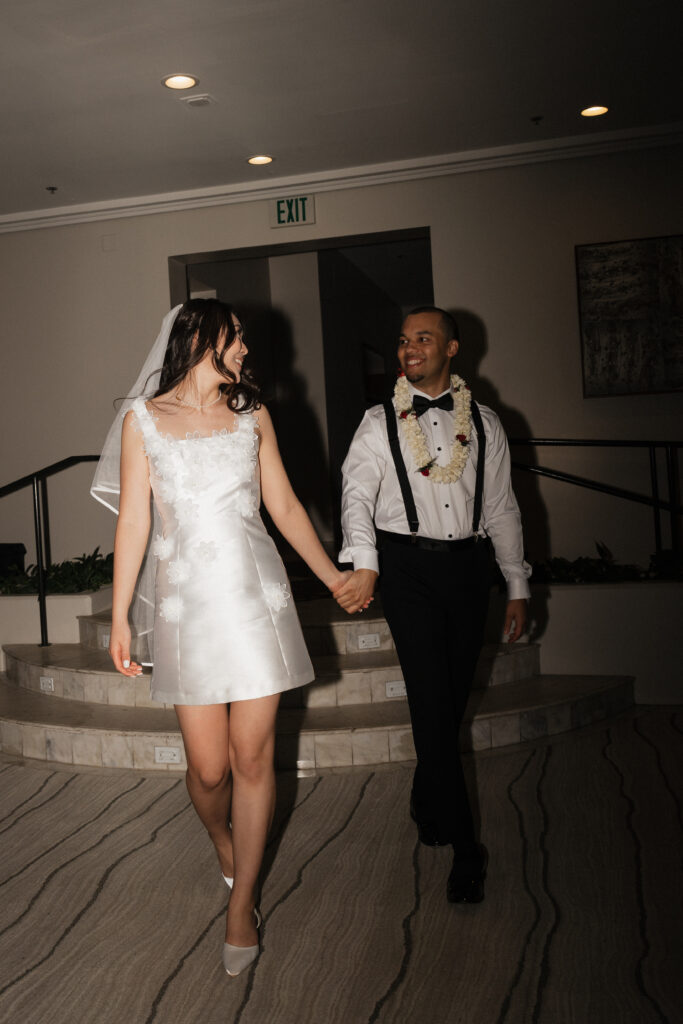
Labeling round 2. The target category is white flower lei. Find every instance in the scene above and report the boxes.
[393,373,472,483]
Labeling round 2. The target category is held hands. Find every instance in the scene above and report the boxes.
[109,621,143,677]
[332,568,378,615]
[504,598,527,643]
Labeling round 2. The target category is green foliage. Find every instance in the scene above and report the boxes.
[0,542,678,594]
[0,548,114,595]
[530,542,679,584]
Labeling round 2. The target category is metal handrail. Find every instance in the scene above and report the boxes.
[1,440,680,649]
[509,439,682,447]
[0,456,99,647]
[0,455,99,500]
[509,438,681,559]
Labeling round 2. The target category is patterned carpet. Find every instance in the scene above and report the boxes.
[0,708,680,1024]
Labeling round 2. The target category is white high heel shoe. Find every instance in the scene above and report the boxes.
[223,908,262,977]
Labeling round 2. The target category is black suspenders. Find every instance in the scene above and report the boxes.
[382,398,486,539]
[383,400,420,535]
[470,399,486,536]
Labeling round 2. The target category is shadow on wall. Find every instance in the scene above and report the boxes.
[251,307,333,544]
[452,309,551,641]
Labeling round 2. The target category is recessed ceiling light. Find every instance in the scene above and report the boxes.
[581,105,608,117]
[248,155,273,165]
[162,74,199,90]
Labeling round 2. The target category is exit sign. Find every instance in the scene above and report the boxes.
[270,194,316,228]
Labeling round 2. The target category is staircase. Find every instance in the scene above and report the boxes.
[0,596,633,772]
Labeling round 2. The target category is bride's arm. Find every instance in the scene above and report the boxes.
[110,411,151,676]
[256,406,352,595]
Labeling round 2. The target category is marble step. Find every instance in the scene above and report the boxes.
[78,592,528,659]
[78,600,398,657]
[0,673,633,771]
[78,593,386,634]
[2,641,540,710]
[285,642,540,705]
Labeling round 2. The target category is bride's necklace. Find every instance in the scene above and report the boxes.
[174,389,223,411]
[393,372,472,483]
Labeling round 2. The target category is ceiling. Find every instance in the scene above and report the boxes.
[2,0,681,219]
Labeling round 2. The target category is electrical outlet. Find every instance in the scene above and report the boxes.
[39,676,54,693]
[358,633,380,650]
[101,632,110,649]
[385,679,406,699]
[154,746,182,764]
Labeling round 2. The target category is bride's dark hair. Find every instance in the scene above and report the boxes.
[153,298,260,412]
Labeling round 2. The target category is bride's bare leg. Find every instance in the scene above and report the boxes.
[175,703,234,880]
[226,692,280,947]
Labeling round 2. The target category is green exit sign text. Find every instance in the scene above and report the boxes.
[270,195,316,228]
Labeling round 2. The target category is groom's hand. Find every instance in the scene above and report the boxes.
[334,569,378,614]
[504,599,527,642]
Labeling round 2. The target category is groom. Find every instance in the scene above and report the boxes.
[334,306,530,903]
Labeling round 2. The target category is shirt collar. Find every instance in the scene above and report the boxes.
[407,382,452,400]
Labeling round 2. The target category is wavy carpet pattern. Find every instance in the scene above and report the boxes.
[0,708,680,1024]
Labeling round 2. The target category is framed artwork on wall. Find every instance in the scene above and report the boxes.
[575,233,683,397]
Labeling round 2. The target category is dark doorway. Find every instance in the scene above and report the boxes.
[317,237,433,545]
[168,228,434,550]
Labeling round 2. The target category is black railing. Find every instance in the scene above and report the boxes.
[1,441,681,649]
[509,439,682,559]
[0,456,99,647]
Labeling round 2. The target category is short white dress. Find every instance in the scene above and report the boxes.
[132,398,314,705]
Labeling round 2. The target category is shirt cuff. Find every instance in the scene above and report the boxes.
[506,577,531,601]
[349,548,379,574]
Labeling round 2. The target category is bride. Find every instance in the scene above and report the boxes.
[92,299,361,975]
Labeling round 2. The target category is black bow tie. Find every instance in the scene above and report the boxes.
[412,393,454,417]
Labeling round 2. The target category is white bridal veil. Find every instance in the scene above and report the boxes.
[91,304,182,663]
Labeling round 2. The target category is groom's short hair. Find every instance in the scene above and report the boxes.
[405,306,459,342]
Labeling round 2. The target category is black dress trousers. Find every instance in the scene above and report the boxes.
[379,538,492,850]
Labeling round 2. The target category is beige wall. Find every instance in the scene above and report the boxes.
[0,587,112,671]
[0,144,681,569]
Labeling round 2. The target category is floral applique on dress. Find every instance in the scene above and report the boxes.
[130,397,313,705]
[263,582,291,612]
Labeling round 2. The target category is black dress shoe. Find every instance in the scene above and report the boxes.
[409,796,450,847]
[447,844,488,903]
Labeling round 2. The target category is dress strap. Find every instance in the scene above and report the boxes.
[236,410,255,433]
[130,397,158,443]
